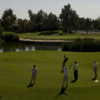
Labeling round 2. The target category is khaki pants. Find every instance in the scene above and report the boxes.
[63,75,68,87]
[32,73,36,79]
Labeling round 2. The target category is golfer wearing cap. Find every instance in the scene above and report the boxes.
[73,61,79,80]
[30,65,37,85]
[93,60,98,79]
[62,55,69,72]
[62,65,72,87]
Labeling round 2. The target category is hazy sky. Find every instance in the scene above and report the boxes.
[0,0,100,20]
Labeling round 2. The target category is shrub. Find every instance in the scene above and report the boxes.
[0,22,4,36]
[1,32,19,42]
[62,38,100,52]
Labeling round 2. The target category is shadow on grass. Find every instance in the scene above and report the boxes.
[27,83,35,88]
[92,77,96,81]
[55,86,67,98]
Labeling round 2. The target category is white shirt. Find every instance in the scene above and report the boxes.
[94,63,98,68]
[73,64,79,70]
[31,67,37,73]
[64,69,69,76]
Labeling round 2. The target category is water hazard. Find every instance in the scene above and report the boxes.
[0,42,62,53]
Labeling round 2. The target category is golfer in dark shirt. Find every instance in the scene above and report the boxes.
[62,55,69,71]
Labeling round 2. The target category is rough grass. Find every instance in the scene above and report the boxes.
[0,51,100,100]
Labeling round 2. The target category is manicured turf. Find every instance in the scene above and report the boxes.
[3,31,100,40]
[18,31,100,40]
[0,51,100,100]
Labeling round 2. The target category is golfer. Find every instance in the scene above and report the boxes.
[93,60,98,79]
[62,65,72,87]
[73,61,79,80]
[30,65,37,84]
[62,55,69,71]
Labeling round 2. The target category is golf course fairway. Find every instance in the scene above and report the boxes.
[0,51,100,100]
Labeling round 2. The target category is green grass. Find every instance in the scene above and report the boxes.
[3,30,100,40]
[18,31,100,40]
[0,51,100,100]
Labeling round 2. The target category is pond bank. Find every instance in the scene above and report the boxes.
[19,38,73,44]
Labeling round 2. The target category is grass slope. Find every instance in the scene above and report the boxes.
[3,31,100,40]
[18,31,100,40]
[19,32,100,40]
[0,51,100,100]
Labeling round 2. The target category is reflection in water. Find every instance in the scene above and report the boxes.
[0,42,62,53]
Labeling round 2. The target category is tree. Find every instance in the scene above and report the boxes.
[0,21,4,36]
[79,17,85,30]
[28,10,44,31]
[59,4,79,33]
[28,10,34,21]
[69,10,79,33]
[41,13,48,30]
[36,10,45,31]
[84,18,91,34]
[47,12,59,33]
[93,17,100,30]
[97,25,100,31]
[2,8,17,31]
[28,9,59,32]
[18,19,28,33]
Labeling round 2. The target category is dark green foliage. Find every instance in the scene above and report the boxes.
[84,18,91,34]
[1,32,19,42]
[97,25,100,31]
[62,38,100,52]
[0,22,4,36]
[59,4,79,34]
[2,8,16,31]
[28,10,59,32]
[39,31,58,35]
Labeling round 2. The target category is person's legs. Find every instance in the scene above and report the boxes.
[34,79,35,84]
[33,74,36,84]
[30,73,34,84]
[63,76,65,87]
[30,79,33,84]
[94,68,97,78]
[74,70,76,80]
[74,70,78,80]
[66,76,68,87]
[77,70,78,80]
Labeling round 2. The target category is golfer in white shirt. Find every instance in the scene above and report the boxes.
[73,61,79,80]
[62,65,72,87]
[30,65,37,84]
[93,60,98,78]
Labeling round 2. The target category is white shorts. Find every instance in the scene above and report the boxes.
[32,73,36,79]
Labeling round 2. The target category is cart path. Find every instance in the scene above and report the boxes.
[19,38,73,43]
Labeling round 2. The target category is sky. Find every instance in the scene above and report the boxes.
[0,0,100,20]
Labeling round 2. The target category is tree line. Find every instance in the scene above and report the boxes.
[1,4,100,34]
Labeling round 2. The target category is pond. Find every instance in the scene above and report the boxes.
[0,42,62,53]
